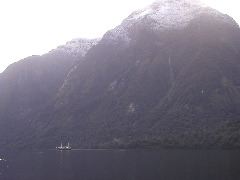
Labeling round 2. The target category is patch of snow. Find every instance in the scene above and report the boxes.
[51,38,100,57]
[126,0,206,30]
[103,0,235,44]
[104,26,131,44]
[128,8,153,21]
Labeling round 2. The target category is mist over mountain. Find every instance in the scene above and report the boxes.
[0,0,240,149]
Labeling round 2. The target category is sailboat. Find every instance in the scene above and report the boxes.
[56,142,72,150]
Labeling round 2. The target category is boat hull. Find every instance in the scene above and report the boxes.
[56,147,72,150]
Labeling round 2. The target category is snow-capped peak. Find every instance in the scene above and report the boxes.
[128,0,205,22]
[51,38,100,58]
[103,0,234,43]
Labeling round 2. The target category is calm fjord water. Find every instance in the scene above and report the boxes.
[0,149,240,180]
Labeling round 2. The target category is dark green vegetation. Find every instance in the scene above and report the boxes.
[0,1,239,149]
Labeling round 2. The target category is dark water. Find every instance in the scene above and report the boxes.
[0,149,240,180]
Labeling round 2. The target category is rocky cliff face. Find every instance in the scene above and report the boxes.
[0,0,240,149]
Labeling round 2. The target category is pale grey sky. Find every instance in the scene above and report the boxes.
[0,0,239,72]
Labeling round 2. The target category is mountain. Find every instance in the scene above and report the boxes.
[0,0,240,149]
[0,39,99,148]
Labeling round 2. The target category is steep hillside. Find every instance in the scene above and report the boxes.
[1,0,240,149]
[0,39,98,148]
[23,0,240,149]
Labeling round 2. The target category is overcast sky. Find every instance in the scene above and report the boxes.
[0,0,239,72]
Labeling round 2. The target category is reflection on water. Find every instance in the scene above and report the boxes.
[0,156,7,178]
[0,149,240,180]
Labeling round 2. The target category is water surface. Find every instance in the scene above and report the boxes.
[0,149,240,180]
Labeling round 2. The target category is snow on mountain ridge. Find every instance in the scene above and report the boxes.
[127,0,204,23]
[52,38,100,57]
[104,0,235,44]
